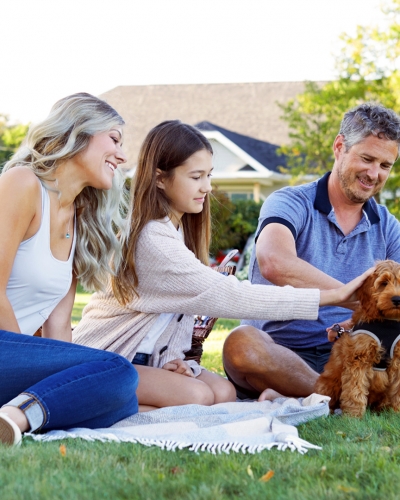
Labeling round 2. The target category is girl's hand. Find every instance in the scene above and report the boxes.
[319,267,374,307]
[162,358,195,378]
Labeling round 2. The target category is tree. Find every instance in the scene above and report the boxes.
[278,0,400,215]
[278,79,383,178]
[0,115,29,169]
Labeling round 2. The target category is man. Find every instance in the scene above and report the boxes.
[223,103,400,400]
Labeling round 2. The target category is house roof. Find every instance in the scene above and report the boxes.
[100,81,324,168]
[195,121,287,174]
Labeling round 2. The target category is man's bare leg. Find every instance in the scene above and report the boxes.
[222,326,319,398]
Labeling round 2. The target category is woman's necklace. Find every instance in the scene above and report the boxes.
[65,205,75,239]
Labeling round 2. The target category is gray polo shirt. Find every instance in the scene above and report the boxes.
[242,172,400,349]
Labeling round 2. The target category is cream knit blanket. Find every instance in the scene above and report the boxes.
[27,394,330,454]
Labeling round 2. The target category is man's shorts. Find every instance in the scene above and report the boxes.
[291,343,332,374]
[225,342,332,400]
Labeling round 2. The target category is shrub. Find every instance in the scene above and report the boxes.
[210,189,262,255]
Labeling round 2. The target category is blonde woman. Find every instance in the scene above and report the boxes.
[0,93,138,446]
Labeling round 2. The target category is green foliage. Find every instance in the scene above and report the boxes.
[210,188,262,255]
[0,115,29,169]
[278,0,400,211]
[386,197,400,219]
[71,287,91,325]
[278,79,391,179]
[336,0,400,84]
[210,189,235,255]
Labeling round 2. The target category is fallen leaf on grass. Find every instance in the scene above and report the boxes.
[246,465,254,479]
[170,467,183,475]
[355,433,372,442]
[337,485,358,493]
[59,444,66,457]
[380,446,391,453]
[259,470,274,482]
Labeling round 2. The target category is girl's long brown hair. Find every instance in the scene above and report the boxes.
[112,120,213,305]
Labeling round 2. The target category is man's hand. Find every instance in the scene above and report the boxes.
[162,358,195,377]
[326,319,353,342]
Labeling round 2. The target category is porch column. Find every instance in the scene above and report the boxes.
[253,182,260,203]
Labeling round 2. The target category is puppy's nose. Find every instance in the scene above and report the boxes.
[392,296,400,307]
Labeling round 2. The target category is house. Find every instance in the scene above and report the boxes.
[100,82,321,197]
[196,121,289,202]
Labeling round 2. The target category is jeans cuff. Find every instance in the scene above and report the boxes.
[3,393,46,432]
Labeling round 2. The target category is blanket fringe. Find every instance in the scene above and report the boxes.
[27,432,321,454]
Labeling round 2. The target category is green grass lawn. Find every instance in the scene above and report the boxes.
[3,292,400,499]
[71,287,92,325]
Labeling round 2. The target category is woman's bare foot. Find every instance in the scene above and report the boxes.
[257,388,284,402]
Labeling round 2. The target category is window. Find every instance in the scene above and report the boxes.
[230,193,254,201]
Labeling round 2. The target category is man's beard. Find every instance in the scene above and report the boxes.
[337,160,380,204]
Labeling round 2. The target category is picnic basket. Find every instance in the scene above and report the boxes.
[184,250,238,364]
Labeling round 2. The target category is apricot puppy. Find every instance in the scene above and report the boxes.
[315,260,400,417]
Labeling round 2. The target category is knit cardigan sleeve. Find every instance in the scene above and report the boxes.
[132,220,320,321]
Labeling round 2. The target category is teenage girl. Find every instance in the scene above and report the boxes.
[73,120,372,411]
[0,93,138,446]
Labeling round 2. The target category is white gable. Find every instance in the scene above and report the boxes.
[201,130,288,182]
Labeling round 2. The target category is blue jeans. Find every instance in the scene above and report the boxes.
[0,330,139,432]
[131,352,150,366]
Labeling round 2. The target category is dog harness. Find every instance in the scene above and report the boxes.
[351,320,400,371]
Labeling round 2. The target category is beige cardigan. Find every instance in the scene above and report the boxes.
[73,219,320,376]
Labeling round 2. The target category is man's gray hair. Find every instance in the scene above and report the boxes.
[339,103,400,155]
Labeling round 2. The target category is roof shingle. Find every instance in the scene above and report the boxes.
[196,120,287,173]
[100,81,321,167]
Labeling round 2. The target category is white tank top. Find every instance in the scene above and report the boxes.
[6,182,76,335]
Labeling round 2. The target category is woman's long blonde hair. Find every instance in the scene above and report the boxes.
[113,120,212,305]
[3,92,127,291]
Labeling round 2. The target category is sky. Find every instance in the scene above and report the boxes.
[1,0,387,123]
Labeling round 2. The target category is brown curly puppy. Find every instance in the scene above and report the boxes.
[314,260,400,417]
